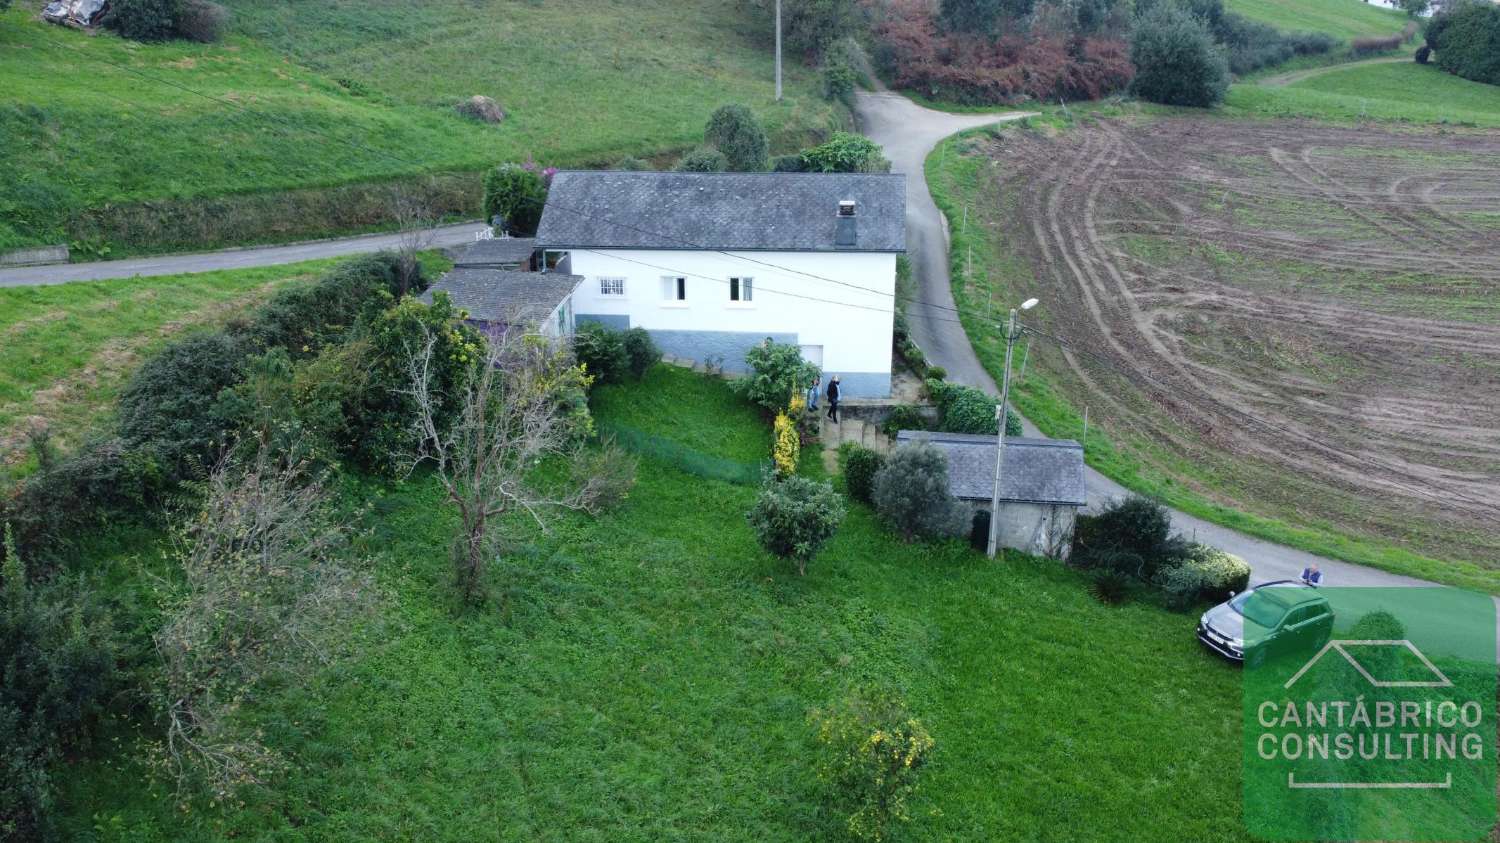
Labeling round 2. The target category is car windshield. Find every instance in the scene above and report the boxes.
[1231,589,1290,628]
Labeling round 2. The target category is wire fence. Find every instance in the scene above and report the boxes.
[599,422,768,487]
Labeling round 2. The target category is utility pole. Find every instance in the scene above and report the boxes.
[774,0,783,101]
[987,298,1038,558]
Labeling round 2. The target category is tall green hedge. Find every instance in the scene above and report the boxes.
[1427,1,1500,86]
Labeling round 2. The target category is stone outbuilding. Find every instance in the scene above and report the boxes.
[895,431,1088,559]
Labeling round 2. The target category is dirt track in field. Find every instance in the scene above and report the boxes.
[981,118,1500,563]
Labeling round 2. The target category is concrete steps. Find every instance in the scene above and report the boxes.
[815,413,893,469]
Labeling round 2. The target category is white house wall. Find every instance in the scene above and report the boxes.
[564,249,896,398]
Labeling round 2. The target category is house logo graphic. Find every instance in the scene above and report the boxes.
[1284,639,1452,691]
[1241,588,1495,841]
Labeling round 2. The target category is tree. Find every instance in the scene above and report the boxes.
[389,185,435,297]
[800,132,891,173]
[1130,5,1230,107]
[748,0,864,59]
[871,442,970,541]
[1398,0,1429,17]
[152,447,375,802]
[731,340,819,414]
[403,325,610,604]
[746,475,846,575]
[704,104,769,172]
[1425,1,1500,86]
[481,163,547,236]
[939,0,1035,36]
[2,525,122,840]
[1071,495,1188,580]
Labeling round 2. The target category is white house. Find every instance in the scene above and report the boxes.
[534,171,907,398]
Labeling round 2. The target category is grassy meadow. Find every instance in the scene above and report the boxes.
[0,1,841,255]
[1223,0,1408,39]
[51,364,1249,840]
[1228,59,1500,126]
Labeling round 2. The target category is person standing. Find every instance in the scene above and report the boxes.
[1300,563,1322,586]
[825,376,841,424]
[807,374,821,411]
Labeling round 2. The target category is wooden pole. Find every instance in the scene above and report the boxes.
[774,0,783,101]
[1082,405,1089,441]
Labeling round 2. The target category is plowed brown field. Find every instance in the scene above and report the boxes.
[980,117,1500,566]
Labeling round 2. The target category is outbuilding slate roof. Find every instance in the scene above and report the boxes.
[535,171,906,253]
[454,237,536,268]
[419,268,581,324]
[894,432,1088,507]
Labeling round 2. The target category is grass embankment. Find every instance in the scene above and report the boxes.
[0,0,841,256]
[925,124,1499,593]
[1229,59,1500,126]
[1223,0,1408,39]
[0,252,452,479]
[56,364,1248,840]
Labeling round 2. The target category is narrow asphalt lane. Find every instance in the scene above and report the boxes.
[0,222,489,287]
[855,89,1435,589]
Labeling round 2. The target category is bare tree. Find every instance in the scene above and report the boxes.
[389,184,436,296]
[152,445,376,802]
[402,321,616,605]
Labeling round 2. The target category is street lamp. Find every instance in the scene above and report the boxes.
[986,298,1038,559]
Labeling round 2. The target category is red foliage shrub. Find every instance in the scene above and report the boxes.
[872,1,1131,104]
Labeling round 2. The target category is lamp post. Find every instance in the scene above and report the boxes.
[987,297,1038,559]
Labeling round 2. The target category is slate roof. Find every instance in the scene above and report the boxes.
[454,237,535,268]
[894,432,1088,506]
[419,269,581,325]
[535,171,906,253]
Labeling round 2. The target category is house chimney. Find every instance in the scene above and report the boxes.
[834,200,857,248]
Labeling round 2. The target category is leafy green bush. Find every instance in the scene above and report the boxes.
[1088,569,1133,605]
[482,163,548,236]
[840,443,886,504]
[242,252,412,356]
[0,438,163,572]
[1130,5,1229,107]
[117,331,251,477]
[746,475,846,575]
[880,404,929,438]
[1072,496,1189,581]
[821,38,866,108]
[573,322,630,385]
[1426,1,1500,86]
[103,0,181,41]
[704,104,769,172]
[771,154,808,172]
[924,379,1020,435]
[872,442,969,541]
[175,0,229,42]
[731,340,819,415]
[621,327,661,381]
[1155,543,1250,608]
[347,294,485,474]
[1,525,125,841]
[801,132,891,173]
[812,689,934,841]
[750,0,866,59]
[675,147,729,172]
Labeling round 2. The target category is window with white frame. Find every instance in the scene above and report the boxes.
[661,276,687,301]
[599,277,625,296]
[729,277,753,302]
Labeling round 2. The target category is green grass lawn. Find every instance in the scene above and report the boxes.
[1223,0,1408,39]
[0,1,840,254]
[925,125,1500,593]
[1228,60,1500,126]
[55,365,1249,840]
[0,260,335,475]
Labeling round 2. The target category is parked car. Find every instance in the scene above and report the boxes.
[1197,580,1333,665]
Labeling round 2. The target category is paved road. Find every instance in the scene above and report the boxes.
[855,89,1433,589]
[0,222,488,287]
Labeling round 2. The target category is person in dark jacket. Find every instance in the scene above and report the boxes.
[825,376,841,424]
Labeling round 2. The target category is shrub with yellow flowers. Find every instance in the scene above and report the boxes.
[812,689,935,841]
[772,411,800,477]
